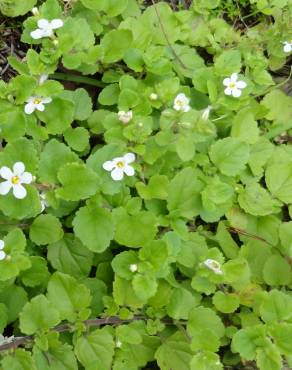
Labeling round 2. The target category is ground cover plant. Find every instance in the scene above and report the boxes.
[0,0,292,369]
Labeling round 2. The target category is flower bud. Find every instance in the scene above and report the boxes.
[31,7,40,16]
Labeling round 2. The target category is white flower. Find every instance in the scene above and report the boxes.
[31,7,40,16]
[0,240,6,261]
[30,19,63,40]
[40,192,48,212]
[118,110,133,124]
[116,340,122,348]
[283,41,292,53]
[0,162,33,199]
[129,263,138,272]
[103,153,135,181]
[173,93,191,112]
[24,96,52,115]
[149,93,158,100]
[203,259,223,275]
[202,105,212,120]
[223,73,247,98]
[39,74,48,85]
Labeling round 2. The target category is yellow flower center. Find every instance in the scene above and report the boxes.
[229,82,236,88]
[116,161,125,168]
[33,98,42,104]
[11,176,20,185]
[210,261,220,269]
[176,100,184,107]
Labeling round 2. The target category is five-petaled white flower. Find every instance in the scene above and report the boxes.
[0,240,6,261]
[283,41,292,53]
[203,259,223,275]
[223,73,247,98]
[0,162,33,199]
[129,264,138,272]
[30,19,63,40]
[173,93,191,112]
[24,96,52,115]
[103,153,135,181]
[118,110,133,124]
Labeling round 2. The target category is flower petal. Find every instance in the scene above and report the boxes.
[232,88,242,98]
[111,168,124,181]
[12,184,27,199]
[0,166,13,180]
[123,153,135,164]
[224,87,232,96]
[30,29,46,39]
[0,240,5,250]
[37,19,49,29]
[24,102,35,115]
[0,181,12,195]
[42,97,52,104]
[20,172,33,184]
[283,43,292,53]
[13,162,25,176]
[102,160,115,171]
[124,165,135,177]
[50,19,64,29]
[183,105,191,112]
[36,103,45,112]
[0,251,6,261]
[230,73,238,82]
[236,80,247,89]
[223,78,231,86]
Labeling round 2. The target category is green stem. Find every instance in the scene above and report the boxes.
[51,73,105,88]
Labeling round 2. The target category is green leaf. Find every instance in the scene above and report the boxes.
[111,250,139,280]
[38,139,80,184]
[256,342,282,370]
[62,88,92,121]
[113,276,144,308]
[216,221,239,259]
[29,214,63,246]
[98,84,120,106]
[136,175,169,200]
[231,108,259,144]
[187,306,225,352]
[231,325,266,360]
[33,342,78,370]
[0,0,37,16]
[167,287,200,320]
[214,50,241,76]
[266,163,292,203]
[37,98,74,134]
[73,204,114,253]
[263,254,291,286]
[190,352,223,370]
[238,182,281,216]
[0,284,27,323]
[259,290,292,323]
[19,294,60,335]
[212,291,240,313]
[113,208,157,247]
[132,273,158,300]
[155,331,193,370]
[64,127,90,152]
[47,234,93,278]
[0,108,26,142]
[75,328,114,370]
[209,138,249,176]
[167,167,203,218]
[47,272,91,322]
[101,30,133,63]
[56,163,99,201]
[270,323,292,356]
[261,90,292,123]
[1,349,36,370]
[20,256,49,287]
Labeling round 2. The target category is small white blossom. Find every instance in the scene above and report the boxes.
[24,96,52,115]
[129,263,138,272]
[118,110,133,124]
[202,105,212,120]
[223,73,247,98]
[149,93,158,100]
[103,153,135,181]
[0,240,6,261]
[31,7,40,16]
[39,74,48,85]
[0,162,33,199]
[116,340,122,348]
[30,19,63,40]
[203,259,223,275]
[40,192,48,212]
[283,41,292,53]
[173,93,191,112]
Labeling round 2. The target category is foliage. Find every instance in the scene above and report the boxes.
[0,0,292,369]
